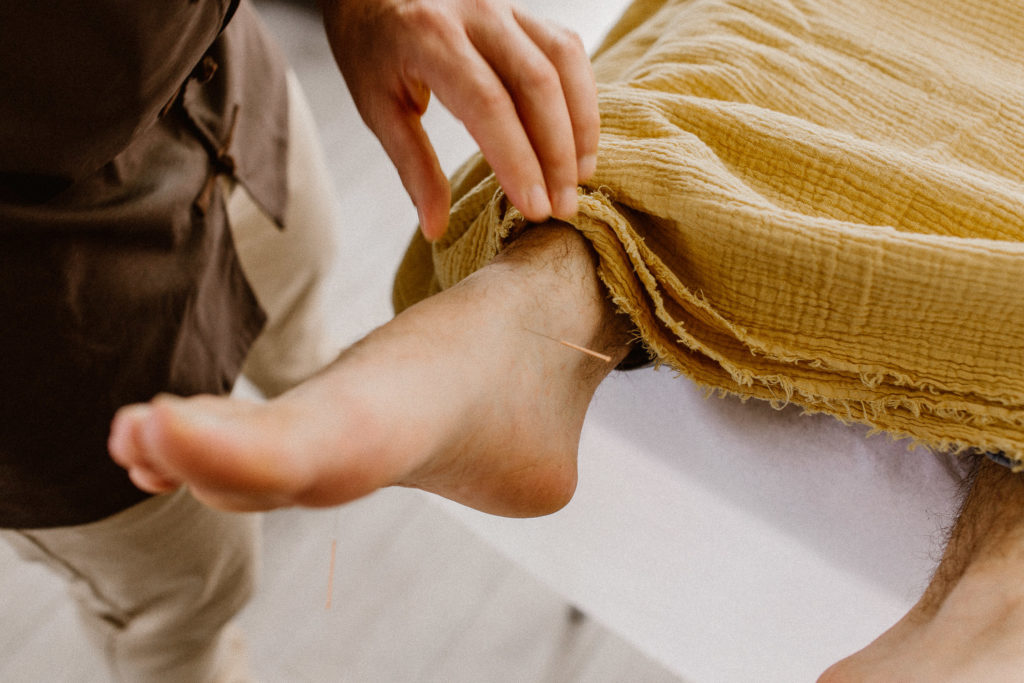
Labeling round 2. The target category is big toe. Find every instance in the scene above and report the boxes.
[109,403,182,493]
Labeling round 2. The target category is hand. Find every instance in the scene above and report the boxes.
[322,0,599,240]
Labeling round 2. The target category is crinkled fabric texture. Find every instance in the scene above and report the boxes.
[393,0,1024,462]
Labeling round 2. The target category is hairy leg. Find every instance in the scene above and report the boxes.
[820,456,1024,682]
[109,224,632,517]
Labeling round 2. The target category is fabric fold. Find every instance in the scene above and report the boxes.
[394,0,1024,462]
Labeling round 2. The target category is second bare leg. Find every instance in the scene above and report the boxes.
[821,456,1024,681]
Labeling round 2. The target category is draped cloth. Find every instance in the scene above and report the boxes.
[393,0,1024,463]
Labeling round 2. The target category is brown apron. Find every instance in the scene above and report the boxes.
[0,0,289,527]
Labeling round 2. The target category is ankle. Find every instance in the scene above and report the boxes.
[490,223,634,359]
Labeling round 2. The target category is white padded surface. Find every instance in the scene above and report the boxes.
[437,365,964,681]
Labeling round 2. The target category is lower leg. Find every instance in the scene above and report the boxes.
[820,456,1024,681]
[110,224,633,517]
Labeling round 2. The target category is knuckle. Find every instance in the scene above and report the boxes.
[547,27,586,61]
[474,83,510,116]
[468,0,501,22]
[395,2,457,39]
[513,58,559,94]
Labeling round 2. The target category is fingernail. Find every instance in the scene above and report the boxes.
[417,205,449,243]
[416,206,433,241]
[527,184,552,220]
[108,404,152,464]
[108,418,131,464]
[553,186,579,220]
[127,466,179,494]
[579,154,597,180]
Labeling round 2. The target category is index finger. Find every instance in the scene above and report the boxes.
[466,13,583,219]
[414,29,555,223]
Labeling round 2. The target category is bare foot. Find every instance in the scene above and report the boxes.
[820,458,1024,682]
[819,562,1024,682]
[108,224,632,517]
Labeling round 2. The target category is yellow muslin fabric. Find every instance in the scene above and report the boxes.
[393,0,1024,462]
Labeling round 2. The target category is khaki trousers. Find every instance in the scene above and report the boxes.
[0,71,343,682]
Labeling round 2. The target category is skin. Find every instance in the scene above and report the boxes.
[321,0,600,240]
[108,0,1024,676]
[109,224,634,517]
[820,457,1024,682]
[113,222,1024,679]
